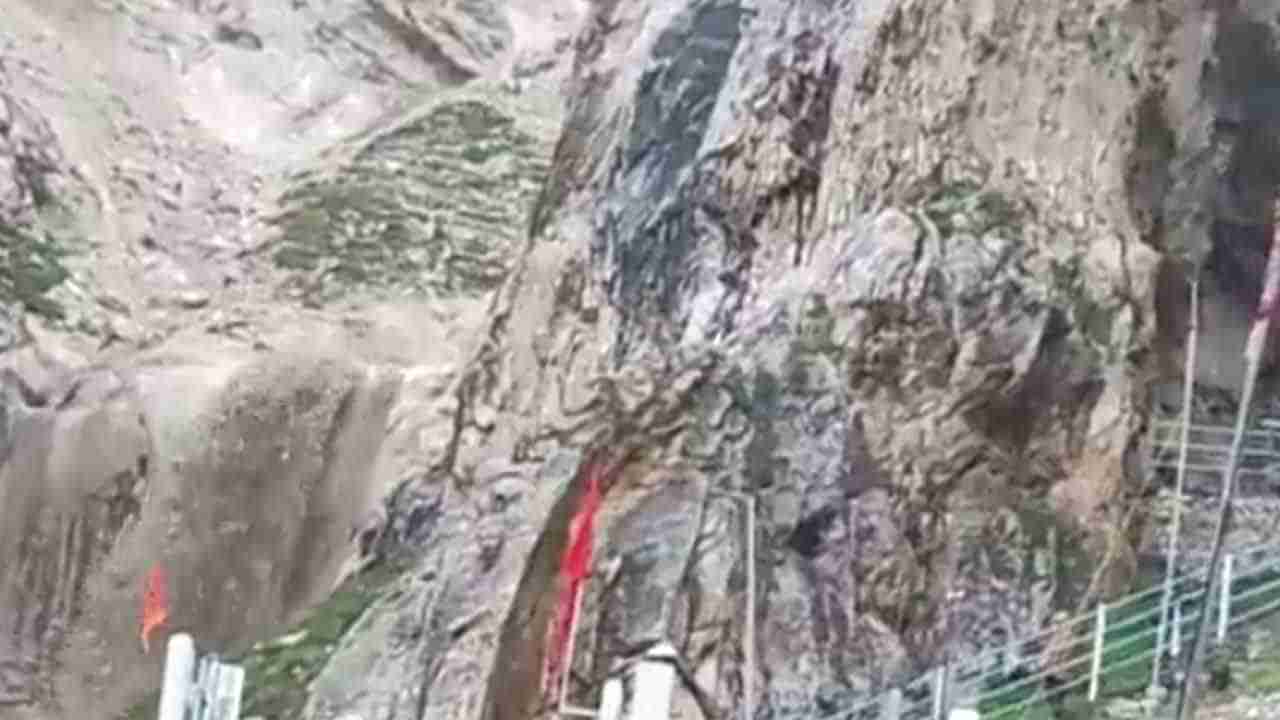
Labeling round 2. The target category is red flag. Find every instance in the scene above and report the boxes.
[562,468,602,581]
[543,460,608,698]
[140,565,170,654]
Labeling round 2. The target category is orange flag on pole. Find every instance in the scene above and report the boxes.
[140,565,170,654]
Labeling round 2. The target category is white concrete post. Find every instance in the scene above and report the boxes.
[948,710,980,720]
[931,665,948,720]
[629,642,679,720]
[157,633,197,720]
[1218,554,1235,643]
[1089,603,1107,702]
[210,662,245,720]
[598,676,624,720]
[881,687,903,720]
[559,584,588,712]
[193,656,212,720]
[710,489,757,720]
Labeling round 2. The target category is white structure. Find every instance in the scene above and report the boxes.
[598,677,624,720]
[192,654,246,720]
[949,710,980,720]
[626,642,679,720]
[158,634,197,720]
[156,633,246,720]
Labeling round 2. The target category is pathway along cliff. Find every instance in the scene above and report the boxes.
[6,1,1280,720]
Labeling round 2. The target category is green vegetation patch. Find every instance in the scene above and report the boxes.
[921,180,1026,239]
[0,221,70,319]
[0,178,86,322]
[269,99,552,305]
[1086,12,1138,70]
[234,562,401,719]
[1239,653,1280,695]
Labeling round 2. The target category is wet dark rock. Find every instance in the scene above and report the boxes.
[213,24,263,51]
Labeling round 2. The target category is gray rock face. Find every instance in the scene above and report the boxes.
[0,87,88,323]
[0,346,405,716]
[0,1,577,718]
[5,1,1280,720]
[304,2,1276,720]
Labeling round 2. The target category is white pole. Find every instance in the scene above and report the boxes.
[598,677,624,720]
[932,665,946,720]
[882,687,903,720]
[157,633,196,720]
[1089,603,1107,702]
[848,499,859,631]
[1153,272,1199,693]
[197,656,217,720]
[212,663,245,720]
[1172,603,1183,658]
[559,583,588,712]
[1177,222,1280,720]
[745,494,757,720]
[1218,554,1234,643]
[711,490,757,720]
[630,642,679,720]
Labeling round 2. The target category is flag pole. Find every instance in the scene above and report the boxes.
[1176,218,1280,720]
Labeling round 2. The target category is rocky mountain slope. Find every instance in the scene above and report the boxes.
[5,1,1280,719]
[0,0,581,717]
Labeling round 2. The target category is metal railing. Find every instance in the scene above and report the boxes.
[1147,419,1280,493]
[793,541,1280,720]
[797,416,1280,720]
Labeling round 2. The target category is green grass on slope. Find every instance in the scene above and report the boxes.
[233,561,400,719]
[269,98,550,305]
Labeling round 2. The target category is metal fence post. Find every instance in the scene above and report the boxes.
[745,494,757,720]
[157,634,196,720]
[194,656,213,720]
[1089,603,1107,702]
[1151,598,1168,697]
[559,584,588,712]
[1172,603,1182,658]
[932,664,948,720]
[1218,554,1234,643]
[882,687,903,720]
[1152,574,1171,695]
[207,660,245,720]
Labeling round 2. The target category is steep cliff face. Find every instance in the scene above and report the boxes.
[5,0,1278,719]
[0,0,578,718]
[0,345,398,715]
[304,2,1264,719]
